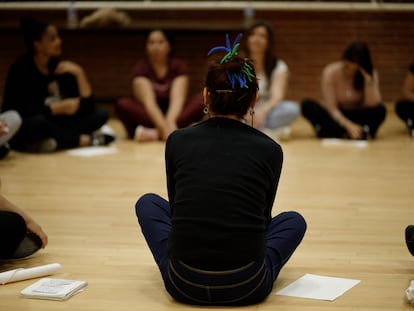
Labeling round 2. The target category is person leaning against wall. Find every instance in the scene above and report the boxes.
[242,21,300,141]
[301,42,386,140]
[115,29,204,143]
[395,62,414,137]
[1,17,115,153]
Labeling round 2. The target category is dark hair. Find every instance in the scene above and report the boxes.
[20,17,49,55]
[243,21,278,83]
[205,54,258,118]
[342,42,373,90]
[145,29,175,57]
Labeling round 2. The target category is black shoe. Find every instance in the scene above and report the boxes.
[407,119,414,137]
[405,225,414,256]
[0,143,10,159]
[361,125,371,140]
[10,232,43,259]
[91,133,115,146]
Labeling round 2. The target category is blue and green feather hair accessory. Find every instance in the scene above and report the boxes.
[207,33,255,89]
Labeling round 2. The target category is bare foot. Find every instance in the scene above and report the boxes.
[134,126,159,142]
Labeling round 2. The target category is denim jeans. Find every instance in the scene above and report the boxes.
[136,193,306,306]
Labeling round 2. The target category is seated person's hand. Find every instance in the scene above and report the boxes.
[0,120,9,136]
[346,121,364,139]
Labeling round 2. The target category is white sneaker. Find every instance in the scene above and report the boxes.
[98,124,116,137]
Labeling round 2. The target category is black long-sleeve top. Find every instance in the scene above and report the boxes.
[166,117,283,269]
[1,54,91,117]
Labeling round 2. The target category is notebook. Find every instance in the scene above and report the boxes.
[20,278,87,301]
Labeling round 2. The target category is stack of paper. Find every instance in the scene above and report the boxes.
[21,278,87,301]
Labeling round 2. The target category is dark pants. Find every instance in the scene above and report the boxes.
[0,211,26,259]
[395,99,414,123]
[10,73,109,150]
[301,99,387,139]
[11,108,108,150]
[115,95,205,138]
[135,193,306,306]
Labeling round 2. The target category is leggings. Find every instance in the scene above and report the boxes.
[115,95,205,138]
[10,108,108,150]
[135,193,306,306]
[0,211,26,259]
[395,99,414,124]
[301,99,386,139]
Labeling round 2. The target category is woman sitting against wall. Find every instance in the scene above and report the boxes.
[115,29,204,142]
[1,17,114,153]
[301,42,386,140]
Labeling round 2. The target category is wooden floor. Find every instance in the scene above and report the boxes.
[1,106,414,310]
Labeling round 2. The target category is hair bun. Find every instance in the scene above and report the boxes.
[225,56,245,74]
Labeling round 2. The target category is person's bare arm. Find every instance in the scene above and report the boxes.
[55,60,92,98]
[403,71,414,101]
[261,70,289,113]
[321,66,363,139]
[49,98,80,115]
[132,76,167,135]
[248,68,289,129]
[0,194,48,248]
[361,69,382,107]
[166,75,188,124]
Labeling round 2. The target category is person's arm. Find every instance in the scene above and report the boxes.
[55,60,92,98]
[402,70,414,101]
[165,75,189,130]
[132,76,168,135]
[261,66,289,113]
[165,135,176,205]
[49,98,81,115]
[361,68,382,107]
[0,194,48,248]
[252,63,289,129]
[321,65,364,139]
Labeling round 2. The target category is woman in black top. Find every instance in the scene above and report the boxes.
[1,18,113,152]
[135,34,306,306]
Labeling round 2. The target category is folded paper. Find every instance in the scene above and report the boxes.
[21,278,87,301]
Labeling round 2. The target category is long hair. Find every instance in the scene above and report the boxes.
[343,42,374,90]
[243,21,278,83]
[20,17,49,55]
